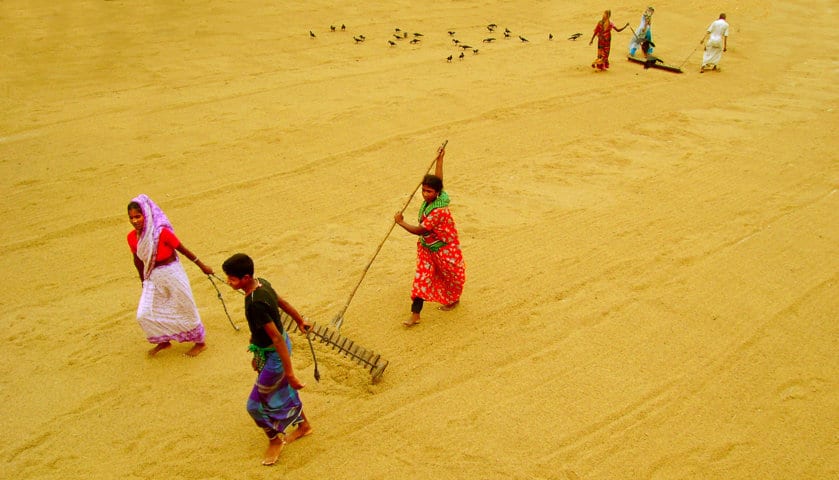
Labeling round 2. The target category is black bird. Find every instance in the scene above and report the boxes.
[504,31,511,38]
[393,34,402,40]
[353,36,364,43]
[413,32,423,37]
[403,32,408,38]
[459,44,472,50]
[341,24,346,31]
[473,49,479,54]
[452,39,460,45]
[448,31,456,36]
[505,27,511,34]
[359,34,366,40]
[519,35,529,42]
[409,38,420,44]
[395,27,401,32]
[330,25,336,32]
[548,33,553,40]
[388,40,396,46]
[447,55,453,62]
[459,51,465,60]
[482,37,496,43]
[309,30,316,38]
[487,23,497,31]
[568,33,582,40]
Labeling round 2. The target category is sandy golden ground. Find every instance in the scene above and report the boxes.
[1,1,837,479]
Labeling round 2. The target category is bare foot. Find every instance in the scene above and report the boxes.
[184,342,207,357]
[148,342,172,356]
[262,435,285,466]
[438,301,459,311]
[402,313,420,327]
[285,422,313,444]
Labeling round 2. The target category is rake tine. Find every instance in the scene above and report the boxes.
[371,360,387,384]
[348,343,361,362]
[369,354,381,371]
[361,349,374,366]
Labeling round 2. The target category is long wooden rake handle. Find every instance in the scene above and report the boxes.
[331,140,448,330]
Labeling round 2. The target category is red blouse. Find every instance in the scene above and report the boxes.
[127,228,181,262]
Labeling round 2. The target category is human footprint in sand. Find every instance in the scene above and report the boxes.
[127,195,213,357]
[222,253,313,466]
[394,143,466,327]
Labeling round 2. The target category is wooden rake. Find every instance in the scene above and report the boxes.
[282,315,388,384]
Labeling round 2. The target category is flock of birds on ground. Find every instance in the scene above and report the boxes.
[307,23,585,62]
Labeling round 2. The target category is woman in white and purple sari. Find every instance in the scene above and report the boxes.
[127,194,213,356]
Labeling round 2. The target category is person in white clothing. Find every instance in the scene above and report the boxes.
[700,13,729,72]
[629,6,655,57]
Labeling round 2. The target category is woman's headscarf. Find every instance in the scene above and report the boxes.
[131,194,174,279]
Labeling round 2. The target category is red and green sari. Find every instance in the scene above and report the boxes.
[411,191,466,306]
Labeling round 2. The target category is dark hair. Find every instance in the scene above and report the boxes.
[222,253,254,278]
[127,201,141,213]
[422,174,443,193]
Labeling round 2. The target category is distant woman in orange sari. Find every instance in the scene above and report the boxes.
[589,10,629,71]
[394,144,466,327]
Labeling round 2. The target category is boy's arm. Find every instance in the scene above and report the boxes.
[264,321,305,389]
[277,295,312,333]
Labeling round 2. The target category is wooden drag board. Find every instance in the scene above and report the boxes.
[627,55,683,73]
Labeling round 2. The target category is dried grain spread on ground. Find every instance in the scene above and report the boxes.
[2,1,837,478]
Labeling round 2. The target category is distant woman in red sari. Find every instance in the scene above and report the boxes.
[589,10,629,71]
[394,145,466,327]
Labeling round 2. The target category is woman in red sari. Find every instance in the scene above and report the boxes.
[589,10,629,71]
[394,145,466,327]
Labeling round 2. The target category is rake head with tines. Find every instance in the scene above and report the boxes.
[283,316,388,384]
